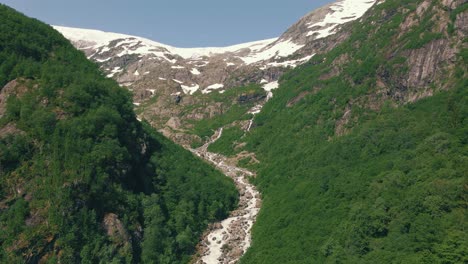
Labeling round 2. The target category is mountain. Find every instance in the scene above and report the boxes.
[54,0,378,87]
[54,1,467,262]
[237,0,467,262]
[0,4,237,263]
[54,0,381,147]
[3,0,466,263]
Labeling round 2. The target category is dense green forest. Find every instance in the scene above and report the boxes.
[0,5,237,263]
[237,0,467,263]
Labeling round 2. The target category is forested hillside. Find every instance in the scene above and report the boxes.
[0,5,237,263]
[237,0,467,263]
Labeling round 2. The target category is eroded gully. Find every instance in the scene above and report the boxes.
[190,128,262,264]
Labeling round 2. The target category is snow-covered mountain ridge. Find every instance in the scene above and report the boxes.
[54,0,381,146]
[54,0,379,95]
[54,25,278,63]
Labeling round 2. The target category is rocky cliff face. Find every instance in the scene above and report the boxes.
[54,0,384,145]
[316,0,467,136]
[380,0,466,103]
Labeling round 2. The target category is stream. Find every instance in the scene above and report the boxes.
[190,128,262,264]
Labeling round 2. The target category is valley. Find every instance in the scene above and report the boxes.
[190,128,260,264]
[0,0,466,263]
[54,0,468,262]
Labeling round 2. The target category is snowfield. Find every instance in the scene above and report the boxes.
[307,0,379,39]
[54,0,379,72]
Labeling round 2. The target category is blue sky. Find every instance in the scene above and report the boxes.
[1,0,333,47]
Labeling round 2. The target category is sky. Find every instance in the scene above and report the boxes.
[1,0,334,47]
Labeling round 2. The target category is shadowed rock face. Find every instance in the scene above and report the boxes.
[237,93,267,104]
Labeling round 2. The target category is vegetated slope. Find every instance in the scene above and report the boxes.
[240,0,467,263]
[0,5,237,263]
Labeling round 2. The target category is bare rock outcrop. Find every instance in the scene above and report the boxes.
[0,79,29,117]
[103,213,131,246]
[455,9,468,37]
[406,39,457,89]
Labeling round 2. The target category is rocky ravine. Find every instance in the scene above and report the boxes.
[190,128,261,264]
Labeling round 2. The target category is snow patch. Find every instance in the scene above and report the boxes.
[307,0,377,39]
[207,83,224,89]
[170,38,276,60]
[262,81,279,100]
[248,104,263,115]
[190,68,201,75]
[265,54,315,69]
[202,83,224,94]
[181,84,200,95]
[239,39,304,64]
[95,57,110,62]
[172,79,184,84]
[171,65,185,69]
[113,43,176,63]
[100,46,110,53]
[262,81,279,92]
[121,82,134,87]
[106,67,122,78]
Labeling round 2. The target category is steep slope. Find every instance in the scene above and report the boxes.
[235,0,467,262]
[55,0,381,146]
[0,5,237,263]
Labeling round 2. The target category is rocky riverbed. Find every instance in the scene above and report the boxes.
[190,128,261,264]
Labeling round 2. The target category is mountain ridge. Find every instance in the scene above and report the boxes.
[55,0,382,147]
[52,25,279,62]
[54,0,381,89]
